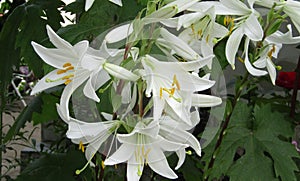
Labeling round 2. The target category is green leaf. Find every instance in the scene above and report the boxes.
[32,93,60,125]
[204,102,299,181]
[16,148,92,181]
[3,95,43,143]
[57,0,145,43]
[0,5,24,108]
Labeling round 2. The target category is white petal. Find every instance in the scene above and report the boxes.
[160,125,201,156]
[153,96,165,121]
[105,23,133,43]
[225,27,244,68]
[243,13,263,41]
[104,144,135,165]
[244,38,268,76]
[158,28,200,60]
[266,59,277,85]
[148,149,178,179]
[175,149,186,170]
[85,0,95,11]
[127,159,143,181]
[31,42,77,69]
[30,69,64,95]
[103,63,139,81]
[83,76,100,102]
[109,0,122,6]
[191,94,222,107]
[85,132,113,167]
[46,25,73,50]
[59,71,91,120]
[73,41,89,60]
[220,0,251,15]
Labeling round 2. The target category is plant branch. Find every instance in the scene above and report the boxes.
[206,72,249,179]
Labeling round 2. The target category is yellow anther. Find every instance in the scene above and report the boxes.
[160,87,163,98]
[238,57,244,63]
[63,62,72,68]
[172,75,180,90]
[101,161,105,169]
[65,66,74,71]
[79,141,85,152]
[206,35,210,43]
[198,29,203,38]
[267,45,276,58]
[64,79,72,85]
[191,24,195,34]
[57,69,67,74]
[115,164,118,169]
[169,87,175,97]
[62,74,74,80]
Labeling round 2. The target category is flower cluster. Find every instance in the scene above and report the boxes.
[30,0,300,180]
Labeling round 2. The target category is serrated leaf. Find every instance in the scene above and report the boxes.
[204,102,299,181]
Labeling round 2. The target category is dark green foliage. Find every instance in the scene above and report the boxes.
[203,102,299,181]
[15,148,92,181]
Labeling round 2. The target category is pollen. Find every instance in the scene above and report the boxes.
[79,141,85,152]
[57,69,67,74]
[63,62,72,67]
[172,75,180,90]
[101,161,105,169]
[64,79,72,85]
[267,45,276,58]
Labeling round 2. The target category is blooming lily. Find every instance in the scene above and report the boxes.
[31,25,139,119]
[141,55,215,125]
[104,120,187,180]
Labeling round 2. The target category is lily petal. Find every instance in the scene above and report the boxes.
[103,63,139,81]
[225,27,244,69]
[191,94,222,107]
[148,148,178,179]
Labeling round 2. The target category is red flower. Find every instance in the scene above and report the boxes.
[276,71,300,89]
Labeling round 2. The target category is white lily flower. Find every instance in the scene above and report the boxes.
[252,24,300,84]
[104,121,187,180]
[57,104,118,171]
[189,0,263,69]
[31,25,139,119]
[141,55,215,125]
[85,0,122,11]
[177,7,228,68]
[156,28,202,61]
[159,115,202,169]
[255,0,300,33]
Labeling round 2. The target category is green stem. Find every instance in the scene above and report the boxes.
[206,72,249,180]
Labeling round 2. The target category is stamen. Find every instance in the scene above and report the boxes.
[63,62,72,67]
[76,153,95,175]
[238,57,244,63]
[79,141,85,152]
[101,161,105,169]
[267,45,276,58]
[206,35,210,43]
[62,74,74,80]
[186,150,192,155]
[172,75,180,90]
[57,69,67,74]
[65,66,74,71]
[64,79,72,85]
[160,88,163,99]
